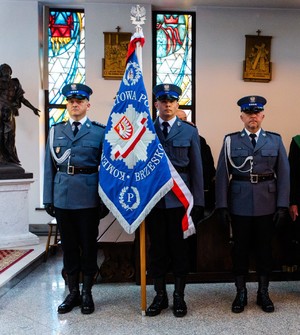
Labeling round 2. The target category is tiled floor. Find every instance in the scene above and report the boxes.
[1,238,300,334]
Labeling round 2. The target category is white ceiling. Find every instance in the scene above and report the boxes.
[25,0,300,10]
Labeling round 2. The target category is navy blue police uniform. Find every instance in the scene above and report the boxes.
[43,83,105,315]
[146,84,204,318]
[215,95,289,313]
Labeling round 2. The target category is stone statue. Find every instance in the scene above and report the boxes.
[0,63,40,171]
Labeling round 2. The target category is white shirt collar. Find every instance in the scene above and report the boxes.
[69,116,87,126]
[159,116,176,128]
[244,128,261,138]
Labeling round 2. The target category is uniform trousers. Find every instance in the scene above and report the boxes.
[146,206,190,279]
[231,214,274,276]
[55,207,99,276]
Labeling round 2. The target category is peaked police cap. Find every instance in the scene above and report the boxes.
[237,95,267,113]
[62,83,93,100]
[153,83,182,101]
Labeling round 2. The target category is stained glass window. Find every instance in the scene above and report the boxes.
[46,8,85,128]
[153,12,195,122]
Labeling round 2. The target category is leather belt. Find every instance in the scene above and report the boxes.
[174,165,189,173]
[57,165,98,175]
[232,173,275,184]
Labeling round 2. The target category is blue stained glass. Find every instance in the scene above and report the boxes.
[155,14,193,106]
[48,10,85,127]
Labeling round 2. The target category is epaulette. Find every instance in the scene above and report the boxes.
[177,120,196,127]
[266,131,281,137]
[224,131,240,137]
[182,120,196,127]
[52,121,67,127]
[92,121,106,128]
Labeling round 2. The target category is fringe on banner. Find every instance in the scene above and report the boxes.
[98,178,174,235]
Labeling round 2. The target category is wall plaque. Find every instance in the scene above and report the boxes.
[102,31,132,80]
[243,31,272,82]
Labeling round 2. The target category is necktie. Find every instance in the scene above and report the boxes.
[73,121,80,136]
[162,121,169,138]
[250,133,256,147]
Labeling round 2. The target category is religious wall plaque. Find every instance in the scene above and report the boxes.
[243,31,272,82]
[102,30,132,80]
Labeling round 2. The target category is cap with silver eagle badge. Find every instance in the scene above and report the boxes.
[153,83,182,101]
[62,83,93,100]
[237,95,267,113]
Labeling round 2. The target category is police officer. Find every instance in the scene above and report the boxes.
[145,84,204,318]
[43,83,106,315]
[215,95,289,313]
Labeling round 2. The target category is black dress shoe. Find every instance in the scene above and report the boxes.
[146,293,168,316]
[232,288,247,313]
[257,291,274,313]
[81,292,95,314]
[173,293,187,317]
[57,292,81,314]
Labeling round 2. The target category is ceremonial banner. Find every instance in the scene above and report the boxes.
[99,35,195,237]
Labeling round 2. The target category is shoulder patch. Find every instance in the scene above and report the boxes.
[92,121,106,128]
[266,131,281,137]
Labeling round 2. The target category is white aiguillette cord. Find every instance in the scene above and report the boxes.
[49,126,71,164]
[224,135,253,179]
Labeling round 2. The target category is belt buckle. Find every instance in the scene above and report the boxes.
[250,174,258,184]
[67,165,75,175]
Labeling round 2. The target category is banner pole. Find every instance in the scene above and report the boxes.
[139,220,147,315]
[130,3,147,315]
